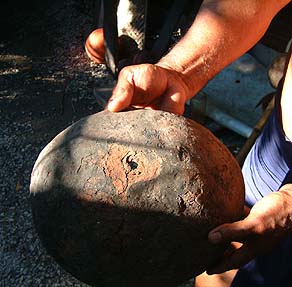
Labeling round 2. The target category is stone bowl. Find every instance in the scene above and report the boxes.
[30,109,245,287]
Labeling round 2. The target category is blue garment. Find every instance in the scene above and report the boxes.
[243,85,292,208]
[231,70,292,285]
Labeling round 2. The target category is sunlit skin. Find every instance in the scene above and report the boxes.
[105,0,292,286]
[281,54,292,140]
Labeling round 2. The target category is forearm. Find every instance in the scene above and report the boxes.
[157,0,290,99]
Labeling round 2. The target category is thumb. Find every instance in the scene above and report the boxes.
[208,219,254,244]
[159,89,186,115]
[106,70,134,112]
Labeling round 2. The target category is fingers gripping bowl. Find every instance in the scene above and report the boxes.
[30,109,245,287]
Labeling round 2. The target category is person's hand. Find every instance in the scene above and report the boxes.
[207,185,292,274]
[106,63,193,115]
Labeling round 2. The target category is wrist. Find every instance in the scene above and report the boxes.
[156,59,207,101]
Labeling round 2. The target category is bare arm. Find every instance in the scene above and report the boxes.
[157,0,290,96]
[107,0,290,114]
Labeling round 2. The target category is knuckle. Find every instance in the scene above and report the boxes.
[249,218,266,235]
[140,64,158,78]
[142,63,155,72]
[118,66,133,78]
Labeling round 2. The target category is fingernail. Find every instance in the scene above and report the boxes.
[206,269,214,275]
[206,268,219,275]
[208,231,222,243]
[107,100,115,111]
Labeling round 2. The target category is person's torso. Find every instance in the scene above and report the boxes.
[281,45,292,139]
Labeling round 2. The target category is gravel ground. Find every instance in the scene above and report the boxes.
[0,1,198,286]
[1,1,111,286]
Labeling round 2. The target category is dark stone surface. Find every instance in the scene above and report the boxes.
[30,109,245,287]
